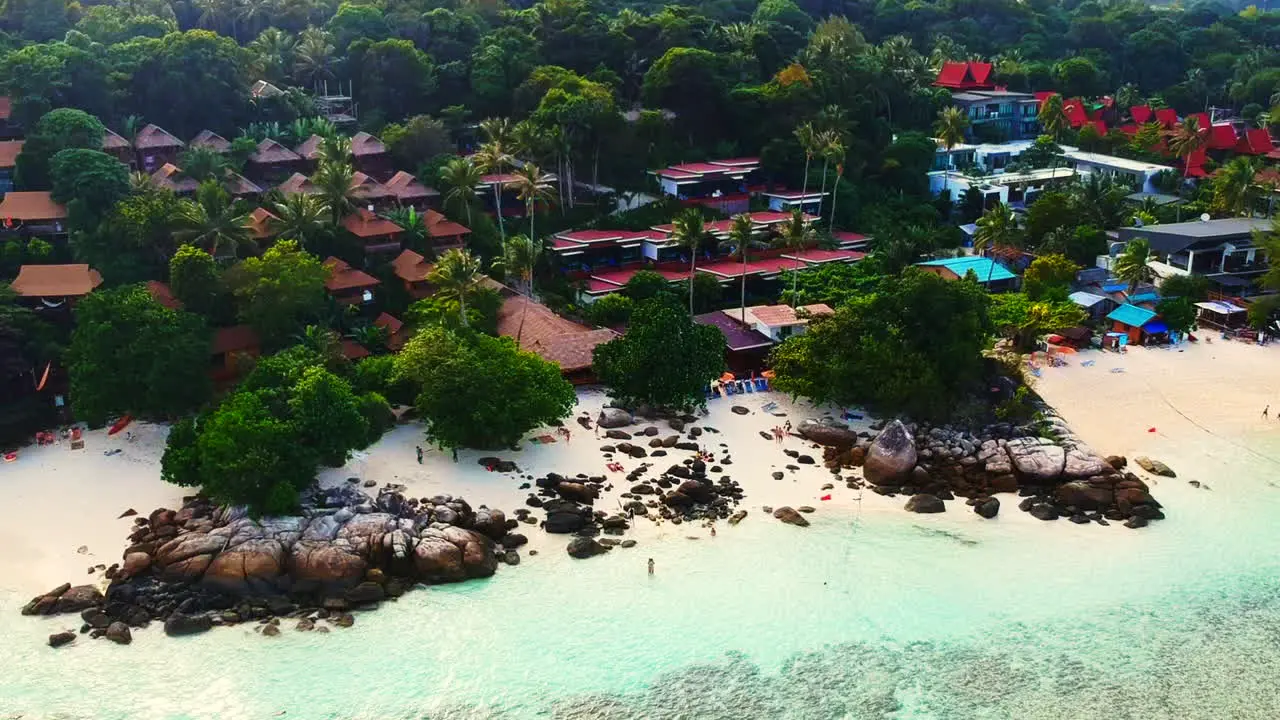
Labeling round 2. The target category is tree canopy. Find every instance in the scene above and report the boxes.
[593,299,725,411]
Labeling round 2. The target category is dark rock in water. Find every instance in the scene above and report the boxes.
[566,536,611,559]
[620,539,637,548]
[502,551,521,566]
[597,408,633,428]
[905,494,945,513]
[52,585,103,614]
[164,613,213,637]
[797,506,815,513]
[48,632,76,648]
[1028,503,1059,521]
[773,506,809,527]
[974,497,1000,519]
[1124,515,1149,529]
[863,421,917,486]
[105,621,132,645]
[731,406,750,415]
[344,581,385,606]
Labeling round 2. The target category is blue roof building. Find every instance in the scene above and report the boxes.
[916,256,1017,290]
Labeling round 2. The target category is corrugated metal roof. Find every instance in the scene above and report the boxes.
[916,256,1016,283]
[1069,291,1108,308]
[1106,303,1157,328]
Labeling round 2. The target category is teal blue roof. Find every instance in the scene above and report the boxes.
[916,256,1015,283]
[1127,292,1160,304]
[1107,303,1157,328]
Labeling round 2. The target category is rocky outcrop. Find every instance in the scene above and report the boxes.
[797,419,860,448]
[863,421,917,486]
[164,613,213,636]
[1004,438,1065,482]
[772,506,810,527]
[596,408,633,428]
[904,494,945,513]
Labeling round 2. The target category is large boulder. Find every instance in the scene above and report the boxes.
[472,508,507,541]
[597,408,633,429]
[556,482,599,504]
[152,533,228,581]
[974,497,1000,519]
[203,538,286,594]
[1055,481,1115,511]
[164,613,213,637]
[862,420,917,486]
[53,585,103,614]
[1062,450,1111,479]
[905,494,946,513]
[105,621,132,645]
[413,527,497,582]
[566,536,611,559]
[772,506,810,527]
[1004,438,1065,483]
[796,419,860,448]
[289,542,367,589]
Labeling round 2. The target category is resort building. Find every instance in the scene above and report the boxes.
[915,256,1018,291]
[374,312,408,351]
[650,157,762,214]
[391,249,434,299]
[932,139,1052,174]
[761,190,827,215]
[734,303,834,341]
[248,140,304,181]
[210,325,260,384]
[101,129,133,166]
[350,132,390,176]
[0,191,69,237]
[150,164,199,195]
[929,166,1075,208]
[133,124,184,172]
[497,294,617,384]
[694,303,833,371]
[949,90,1041,141]
[277,172,318,195]
[384,171,438,208]
[9,264,102,308]
[1117,217,1272,296]
[476,171,557,219]
[1068,290,1118,321]
[0,139,22,193]
[1105,303,1167,346]
[245,207,279,241]
[1059,150,1174,194]
[934,61,996,91]
[342,207,404,254]
[189,130,231,154]
[349,171,395,208]
[322,257,380,306]
[422,209,470,254]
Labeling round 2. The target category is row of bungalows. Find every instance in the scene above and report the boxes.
[548,211,866,303]
[648,156,831,216]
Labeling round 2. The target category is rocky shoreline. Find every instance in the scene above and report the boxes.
[21,404,1174,647]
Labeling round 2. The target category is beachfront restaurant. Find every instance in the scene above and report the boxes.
[1105,303,1167,346]
[1193,300,1248,330]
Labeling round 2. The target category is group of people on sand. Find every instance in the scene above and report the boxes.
[770,421,792,445]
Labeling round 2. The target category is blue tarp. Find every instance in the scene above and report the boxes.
[1128,292,1160,304]
[1143,321,1169,334]
[1107,303,1158,328]
[1101,282,1128,293]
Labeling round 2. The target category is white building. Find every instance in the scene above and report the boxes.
[733,304,835,341]
[1059,150,1174,194]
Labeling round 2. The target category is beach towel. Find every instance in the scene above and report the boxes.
[820,494,831,501]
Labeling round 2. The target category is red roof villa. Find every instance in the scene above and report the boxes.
[384,171,438,207]
[342,207,403,253]
[245,207,279,240]
[101,129,133,164]
[391,249,433,298]
[134,124,184,172]
[10,264,102,303]
[497,294,617,383]
[249,139,304,179]
[423,209,469,252]
[351,131,390,175]
[650,157,761,214]
[323,256,381,305]
[934,61,995,91]
[151,163,199,194]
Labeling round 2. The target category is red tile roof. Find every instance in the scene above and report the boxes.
[224,172,262,197]
[189,130,231,153]
[1063,98,1088,128]
[294,134,324,160]
[423,208,470,238]
[497,296,617,372]
[934,61,994,90]
[748,303,834,327]
[0,139,23,168]
[245,207,278,239]
[342,208,403,239]
[134,124,184,150]
[323,256,381,291]
[144,280,182,310]
[1236,128,1274,155]
[1207,124,1239,150]
[1154,108,1178,129]
[392,249,432,283]
[782,248,866,264]
[374,312,403,335]
[351,132,387,157]
[277,172,318,195]
[1187,113,1211,131]
[212,325,260,355]
[0,191,68,221]
[341,338,371,360]
[350,171,393,201]
[151,163,199,193]
[384,171,435,202]
[10,264,103,297]
[252,139,302,165]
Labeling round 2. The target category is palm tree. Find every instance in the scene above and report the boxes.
[179,146,228,183]
[829,160,846,228]
[815,129,841,217]
[1169,116,1207,178]
[1038,94,1069,140]
[474,130,514,242]
[293,28,335,86]
[1114,83,1141,111]
[438,157,482,227]
[428,248,485,328]
[777,208,815,301]
[297,325,344,367]
[237,0,276,40]
[311,160,357,226]
[1213,156,1261,217]
[794,123,817,201]
[973,202,1020,286]
[934,106,970,194]
[1114,238,1154,294]
[495,234,542,344]
[174,181,252,258]
[318,135,352,166]
[1185,68,1209,112]
[270,192,330,251]
[670,208,707,317]
[508,163,555,241]
[720,213,767,321]
[249,27,295,82]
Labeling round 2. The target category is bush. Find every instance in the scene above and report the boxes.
[586,293,633,326]
[593,299,726,410]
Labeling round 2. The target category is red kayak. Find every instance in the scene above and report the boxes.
[107,415,133,436]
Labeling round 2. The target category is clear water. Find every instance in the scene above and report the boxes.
[3,433,1279,720]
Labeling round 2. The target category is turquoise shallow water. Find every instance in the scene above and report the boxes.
[3,433,1280,719]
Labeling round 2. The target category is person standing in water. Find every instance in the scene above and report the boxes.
[647,558,655,575]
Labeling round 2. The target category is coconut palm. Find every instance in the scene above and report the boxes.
[237,0,276,40]
[1212,156,1262,217]
[174,181,252,258]
[794,122,817,201]
[495,234,542,344]
[1114,238,1154,294]
[1169,116,1207,178]
[720,213,767,321]
[973,201,1021,286]
[509,163,555,241]
[311,160,357,225]
[385,206,426,252]
[815,129,841,217]
[438,157,482,227]
[934,106,970,194]
[776,209,815,300]
[179,146,229,183]
[293,28,335,85]
[296,325,343,367]
[318,135,352,166]
[829,160,846,228]
[670,208,707,317]
[270,192,330,251]
[1038,94,1069,140]
[474,130,514,242]
[249,27,295,82]
[428,248,485,328]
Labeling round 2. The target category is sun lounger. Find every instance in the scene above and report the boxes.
[761,401,778,413]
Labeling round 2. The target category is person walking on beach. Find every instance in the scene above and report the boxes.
[647,558,655,575]
[1265,405,1271,420]
[416,446,423,464]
